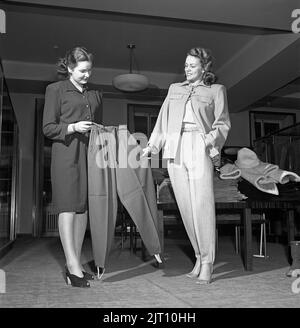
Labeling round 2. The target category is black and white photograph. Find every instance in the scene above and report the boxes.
[0,0,300,314]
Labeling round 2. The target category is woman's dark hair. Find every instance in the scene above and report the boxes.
[187,47,217,86]
[57,46,93,79]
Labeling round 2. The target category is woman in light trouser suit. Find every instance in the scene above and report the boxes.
[168,127,216,265]
[88,124,162,277]
[143,47,231,284]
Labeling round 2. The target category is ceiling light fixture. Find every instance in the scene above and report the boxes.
[112,44,149,92]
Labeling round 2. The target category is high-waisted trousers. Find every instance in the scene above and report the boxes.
[88,125,162,269]
[167,127,216,264]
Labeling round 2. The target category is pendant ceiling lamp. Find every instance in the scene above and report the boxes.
[112,44,149,92]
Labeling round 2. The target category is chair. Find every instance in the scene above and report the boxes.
[116,203,137,252]
[115,202,127,249]
[252,212,268,258]
[216,214,241,254]
[116,201,150,261]
[216,212,268,258]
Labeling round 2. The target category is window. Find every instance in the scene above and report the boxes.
[127,104,160,137]
[250,111,296,146]
[127,104,162,167]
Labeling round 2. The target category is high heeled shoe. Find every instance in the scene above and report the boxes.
[154,254,163,264]
[82,271,95,281]
[286,268,300,278]
[64,267,90,288]
[196,263,213,285]
[154,253,166,268]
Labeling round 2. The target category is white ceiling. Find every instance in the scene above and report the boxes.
[1,0,300,112]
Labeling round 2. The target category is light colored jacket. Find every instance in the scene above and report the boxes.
[148,80,231,159]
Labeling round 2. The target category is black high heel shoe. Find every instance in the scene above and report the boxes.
[64,267,90,288]
[82,271,95,281]
[154,254,165,268]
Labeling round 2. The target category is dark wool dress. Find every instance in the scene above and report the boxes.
[43,79,102,213]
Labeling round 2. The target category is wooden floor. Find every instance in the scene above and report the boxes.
[0,232,299,308]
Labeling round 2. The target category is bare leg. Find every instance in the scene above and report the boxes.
[58,212,83,277]
[186,255,201,278]
[197,263,213,284]
[73,211,88,272]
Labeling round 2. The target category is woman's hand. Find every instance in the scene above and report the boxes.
[141,146,152,158]
[73,121,93,133]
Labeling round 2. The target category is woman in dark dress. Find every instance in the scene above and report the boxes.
[43,47,102,288]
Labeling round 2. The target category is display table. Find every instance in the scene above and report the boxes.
[157,200,298,271]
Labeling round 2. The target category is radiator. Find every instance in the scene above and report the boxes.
[43,204,59,236]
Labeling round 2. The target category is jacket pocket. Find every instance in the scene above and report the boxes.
[197,95,213,105]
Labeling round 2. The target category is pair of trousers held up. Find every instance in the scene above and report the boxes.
[88,124,162,269]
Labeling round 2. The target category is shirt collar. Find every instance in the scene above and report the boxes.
[179,80,210,88]
[65,79,89,92]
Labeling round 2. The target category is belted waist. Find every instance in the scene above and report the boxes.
[181,123,203,133]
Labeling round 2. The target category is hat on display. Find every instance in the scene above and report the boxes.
[235,147,261,168]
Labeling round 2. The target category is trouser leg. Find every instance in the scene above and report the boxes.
[186,131,215,264]
[167,134,200,257]
[167,131,215,263]
[116,127,161,255]
[88,127,118,268]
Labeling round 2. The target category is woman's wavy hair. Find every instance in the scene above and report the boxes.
[56,46,93,79]
[186,47,217,86]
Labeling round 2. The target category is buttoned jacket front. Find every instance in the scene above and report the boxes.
[43,79,102,142]
[148,80,231,159]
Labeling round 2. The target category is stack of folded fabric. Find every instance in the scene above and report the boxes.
[238,179,300,201]
[213,172,247,202]
[219,147,300,198]
[156,171,247,203]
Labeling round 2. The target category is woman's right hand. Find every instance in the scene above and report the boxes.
[73,121,93,133]
[141,146,152,158]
